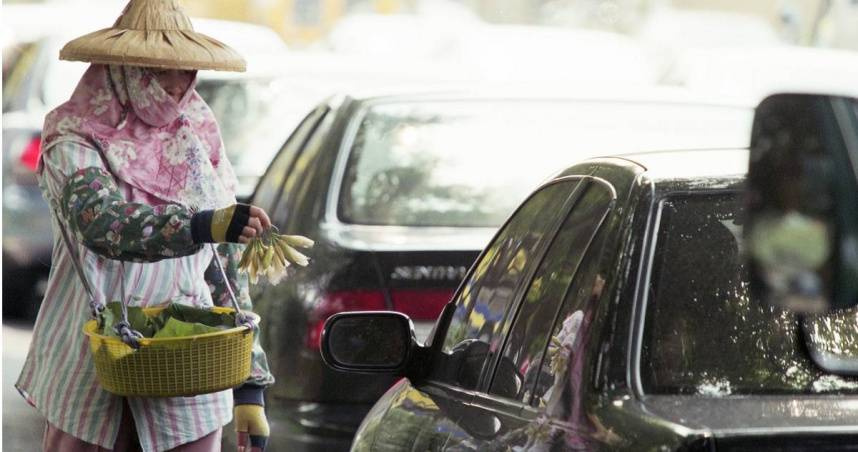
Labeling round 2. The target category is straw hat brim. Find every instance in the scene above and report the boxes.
[60,28,246,72]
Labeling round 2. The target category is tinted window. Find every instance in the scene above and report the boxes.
[253,106,326,213]
[271,107,336,227]
[532,230,607,423]
[642,194,858,395]
[337,100,750,227]
[489,181,612,402]
[433,180,579,389]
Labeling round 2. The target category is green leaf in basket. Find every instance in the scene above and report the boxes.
[100,302,157,337]
[152,317,225,339]
[149,310,170,332]
[164,303,235,328]
[128,306,156,337]
[100,306,119,337]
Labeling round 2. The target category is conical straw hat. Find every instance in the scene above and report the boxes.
[60,0,246,72]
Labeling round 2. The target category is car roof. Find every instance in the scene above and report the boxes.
[342,84,757,110]
[560,148,749,185]
[618,148,748,180]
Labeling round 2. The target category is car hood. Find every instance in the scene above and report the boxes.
[320,222,495,252]
[642,395,858,434]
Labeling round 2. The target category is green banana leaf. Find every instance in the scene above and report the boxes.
[99,302,236,338]
[101,302,157,337]
[152,317,224,339]
[163,303,235,328]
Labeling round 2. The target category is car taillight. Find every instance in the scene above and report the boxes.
[19,136,41,172]
[390,288,454,321]
[305,290,386,350]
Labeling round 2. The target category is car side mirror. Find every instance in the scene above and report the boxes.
[320,311,418,374]
[746,93,858,314]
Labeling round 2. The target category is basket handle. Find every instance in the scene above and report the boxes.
[53,208,144,347]
[53,208,248,348]
[52,208,105,321]
[208,244,251,329]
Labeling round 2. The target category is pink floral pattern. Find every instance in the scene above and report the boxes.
[42,65,236,211]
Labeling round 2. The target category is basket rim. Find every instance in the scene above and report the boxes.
[82,307,258,345]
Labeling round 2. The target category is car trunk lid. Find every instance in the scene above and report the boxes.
[313,223,491,343]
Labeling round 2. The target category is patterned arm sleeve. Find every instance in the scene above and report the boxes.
[206,243,275,392]
[40,141,201,263]
[60,167,201,262]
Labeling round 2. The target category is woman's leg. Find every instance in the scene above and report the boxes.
[41,399,140,451]
[42,421,104,451]
[166,428,222,452]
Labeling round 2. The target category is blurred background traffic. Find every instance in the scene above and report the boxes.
[5,0,858,318]
[4,0,858,314]
[3,0,858,450]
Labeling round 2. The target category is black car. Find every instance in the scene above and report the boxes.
[248,90,755,450]
[322,149,858,451]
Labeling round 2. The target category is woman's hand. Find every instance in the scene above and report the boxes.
[238,206,272,244]
[235,404,269,451]
[190,204,272,244]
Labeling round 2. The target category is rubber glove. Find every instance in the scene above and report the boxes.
[191,204,271,244]
[235,404,269,452]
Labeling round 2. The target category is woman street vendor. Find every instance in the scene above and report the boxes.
[15,1,277,450]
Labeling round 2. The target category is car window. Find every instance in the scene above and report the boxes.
[253,106,327,213]
[530,228,608,419]
[336,99,749,228]
[271,107,336,227]
[642,193,858,395]
[431,180,580,390]
[488,180,613,402]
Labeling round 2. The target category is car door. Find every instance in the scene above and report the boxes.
[351,178,585,451]
[439,178,615,451]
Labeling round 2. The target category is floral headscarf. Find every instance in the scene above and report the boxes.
[41,64,237,210]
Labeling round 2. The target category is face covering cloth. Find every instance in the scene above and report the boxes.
[41,64,237,210]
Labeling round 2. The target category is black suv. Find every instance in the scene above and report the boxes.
[323,149,858,451]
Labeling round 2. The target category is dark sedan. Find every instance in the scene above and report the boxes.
[249,89,755,450]
[323,149,858,451]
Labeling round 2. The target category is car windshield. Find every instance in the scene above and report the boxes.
[338,100,751,227]
[642,192,858,395]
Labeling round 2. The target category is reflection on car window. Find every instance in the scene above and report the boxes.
[253,107,326,215]
[534,243,605,433]
[642,194,858,395]
[432,180,578,389]
[489,181,612,402]
[271,110,335,227]
[336,100,744,228]
[337,101,583,227]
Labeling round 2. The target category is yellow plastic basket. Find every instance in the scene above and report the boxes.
[82,306,255,398]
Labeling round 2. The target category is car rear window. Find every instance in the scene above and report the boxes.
[642,193,858,395]
[337,100,751,227]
